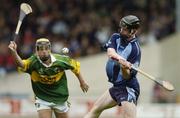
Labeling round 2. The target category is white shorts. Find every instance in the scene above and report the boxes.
[35,97,69,113]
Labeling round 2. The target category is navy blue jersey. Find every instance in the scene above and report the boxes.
[105,33,141,91]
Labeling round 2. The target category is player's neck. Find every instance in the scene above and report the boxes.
[43,58,51,66]
[127,35,136,41]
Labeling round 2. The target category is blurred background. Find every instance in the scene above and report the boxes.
[0,0,179,118]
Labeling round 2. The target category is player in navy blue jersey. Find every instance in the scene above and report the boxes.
[84,15,141,118]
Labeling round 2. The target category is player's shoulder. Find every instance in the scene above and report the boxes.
[129,37,141,52]
[52,53,70,60]
[110,33,120,40]
[27,54,37,61]
[24,54,39,66]
[53,53,69,57]
[130,37,141,45]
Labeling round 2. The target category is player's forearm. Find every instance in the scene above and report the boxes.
[11,51,24,68]
[121,68,131,79]
[75,73,86,85]
[108,48,132,69]
[107,48,124,61]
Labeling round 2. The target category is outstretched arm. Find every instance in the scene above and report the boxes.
[107,48,132,68]
[75,72,89,93]
[8,41,24,68]
[107,48,132,79]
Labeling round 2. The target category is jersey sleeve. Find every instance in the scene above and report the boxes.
[69,59,80,75]
[18,55,34,73]
[104,33,119,50]
[56,55,81,75]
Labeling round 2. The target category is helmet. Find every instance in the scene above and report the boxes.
[36,38,51,51]
[119,15,140,29]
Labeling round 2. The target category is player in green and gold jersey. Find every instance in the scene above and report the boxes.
[8,38,89,118]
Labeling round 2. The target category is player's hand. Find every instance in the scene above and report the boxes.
[8,41,17,53]
[118,59,132,69]
[80,82,89,93]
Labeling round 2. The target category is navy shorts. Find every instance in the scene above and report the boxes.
[109,86,139,106]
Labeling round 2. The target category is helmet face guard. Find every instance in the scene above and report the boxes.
[35,38,51,62]
[36,38,51,51]
[36,42,51,51]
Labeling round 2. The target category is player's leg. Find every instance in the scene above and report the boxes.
[38,109,53,118]
[84,90,117,118]
[53,101,70,118]
[120,87,138,118]
[121,101,136,118]
[35,97,53,118]
[54,112,68,118]
[108,86,138,118]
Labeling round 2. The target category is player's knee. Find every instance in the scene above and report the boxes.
[124,112,133,118]
[123,109,136,118]
[121,101,136,118]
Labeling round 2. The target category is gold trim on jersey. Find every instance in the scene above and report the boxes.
[19,60,31,72]
[70,60,80,75]
[31,71,65,84]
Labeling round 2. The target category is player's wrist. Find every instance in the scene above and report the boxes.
[110,55,121,61]
[10,49,18,55]
[118,58,125,64]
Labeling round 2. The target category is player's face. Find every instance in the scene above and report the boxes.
[36,45,51,62]
[119,27,131,38]
[119,27,137,40]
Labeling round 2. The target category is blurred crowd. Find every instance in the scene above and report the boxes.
[0,0,175,75]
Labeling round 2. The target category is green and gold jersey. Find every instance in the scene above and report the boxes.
[18,53,80,104]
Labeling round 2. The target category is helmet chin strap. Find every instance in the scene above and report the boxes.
[36,54,51,62]
[128,29,137,38]
[121,31,136,41]
[120,28,137,41]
